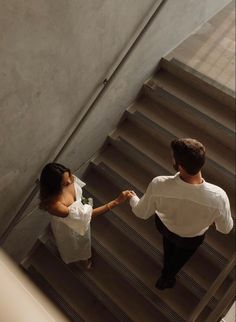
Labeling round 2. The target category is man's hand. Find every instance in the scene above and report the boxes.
[113,190,137,207]
[127,190,137,200]
[115,190,131,204]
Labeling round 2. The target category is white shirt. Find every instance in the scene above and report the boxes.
[129,173,233,237]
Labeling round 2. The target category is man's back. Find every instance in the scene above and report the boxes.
[130,173,233,237]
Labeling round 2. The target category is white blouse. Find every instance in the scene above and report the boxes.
[64,176,92,236]
[50,176,93,263]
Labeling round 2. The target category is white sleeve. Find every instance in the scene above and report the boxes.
[64,201,92,236]
[73,175,86,188]
[129,180,156,219]
[215,193,233,234]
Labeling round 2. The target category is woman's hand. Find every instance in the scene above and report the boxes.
[92,190,137,217]
[114,190,130,205]
[126,190,136,200]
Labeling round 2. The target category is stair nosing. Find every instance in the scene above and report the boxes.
[119,114,235,180]
[144,82,235,134]
[162,57,235,103]
[108,135,169,177]
[130,94,235,151]
[126,108,235,177]
[41,239,133,322]
[92,236,185,322]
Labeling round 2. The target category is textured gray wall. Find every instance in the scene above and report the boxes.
[1,0,231,260]
[0,0,156,236]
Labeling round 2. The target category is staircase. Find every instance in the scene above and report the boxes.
[22,58,235,322]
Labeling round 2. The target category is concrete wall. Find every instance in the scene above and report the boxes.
[1,0,232,260]
[0,0,156,236]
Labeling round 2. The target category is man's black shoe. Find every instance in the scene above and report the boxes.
[155,276,176,290]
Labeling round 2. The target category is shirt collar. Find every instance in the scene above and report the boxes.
[174,172,205,188]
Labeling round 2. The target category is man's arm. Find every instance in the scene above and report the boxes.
[215,193,233,234]
[129,180,156,219]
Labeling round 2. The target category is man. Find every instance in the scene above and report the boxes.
[128,138,233,290]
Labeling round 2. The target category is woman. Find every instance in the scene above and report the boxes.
[39,162,129,269]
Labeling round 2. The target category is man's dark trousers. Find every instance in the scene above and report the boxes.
[155,215,205,280]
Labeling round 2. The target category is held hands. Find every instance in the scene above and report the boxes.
[127,190,136,200]
[115,190,137,205]
[94,190,137,217]
[106,190,137,212]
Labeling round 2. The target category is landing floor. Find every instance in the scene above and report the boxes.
[167,1,235,95]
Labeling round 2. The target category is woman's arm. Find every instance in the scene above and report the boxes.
[48,191,130,218]
[92,191,130,218]
[48,202,69,218]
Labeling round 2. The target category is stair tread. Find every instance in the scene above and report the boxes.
[26,266,84,322]
[29,243,118,322]
[95,144,153,192]
[143,83,234,158]
[43,236,167,322]
[131,97,235,174]
[91,216,203,320]
[114,118,235,210]
[118,114,235,201]
[152,70,235,131]
[76,251,165,322]
[160,58,235,109]
[114,119,173,173]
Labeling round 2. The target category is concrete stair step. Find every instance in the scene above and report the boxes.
[25,266,84,322]
[90,143,235,262]
[151,69,235,132]
[128,96,234,175]
[143,82,234,152]
[43,233,166,322]
[83,166,233,304]
[83,168,165,265]
[160,58,235,110]
[24,242,119,322]
[91,215,209,322]
[113,118,235,211]
[95,143,153,192]
[114,118,173,173]
[108,134,169,178]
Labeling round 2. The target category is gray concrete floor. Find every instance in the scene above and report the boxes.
[167,1,235,94]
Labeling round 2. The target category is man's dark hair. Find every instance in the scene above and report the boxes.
[171,138,206,175]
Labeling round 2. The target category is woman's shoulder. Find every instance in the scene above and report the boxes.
[48,201,69,218]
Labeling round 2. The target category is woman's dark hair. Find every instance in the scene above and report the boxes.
[171,138,206,175]
[39,163,71,210]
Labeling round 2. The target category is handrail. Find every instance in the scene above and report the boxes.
[0,0,167,245]
[189,254,236,322]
